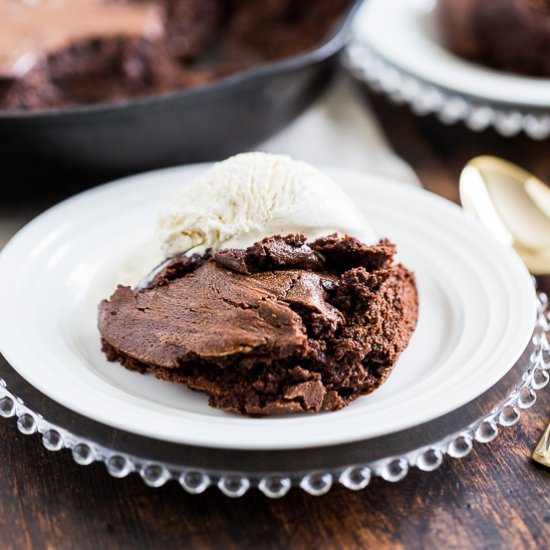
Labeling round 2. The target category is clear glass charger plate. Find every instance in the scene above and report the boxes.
[344,0,550,140]
[0,165,547,498]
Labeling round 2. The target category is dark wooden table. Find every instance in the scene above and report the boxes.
[1,90,549,550]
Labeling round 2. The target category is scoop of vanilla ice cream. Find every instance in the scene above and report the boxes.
[158,152,376,257]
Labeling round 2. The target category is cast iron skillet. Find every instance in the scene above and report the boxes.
[0,1,364,180]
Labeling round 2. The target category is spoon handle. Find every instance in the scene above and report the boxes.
[533,423,550,467]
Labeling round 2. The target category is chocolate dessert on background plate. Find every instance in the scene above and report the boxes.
[98,153,418,416]
[437,0,550,76]
[0,0,352,110]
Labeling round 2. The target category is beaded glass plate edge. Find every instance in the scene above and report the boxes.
[0,290,547,498]
[343,42,550,141]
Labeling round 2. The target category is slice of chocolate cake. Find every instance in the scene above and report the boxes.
[99,234,418,416]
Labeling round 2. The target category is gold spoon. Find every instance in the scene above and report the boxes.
[460,156,550,274]
[459,155,550,467]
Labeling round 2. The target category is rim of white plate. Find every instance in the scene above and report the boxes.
[355,0,550,109]
[0,164,537,450]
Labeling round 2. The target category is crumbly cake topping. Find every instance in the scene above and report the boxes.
[99,234,418,415]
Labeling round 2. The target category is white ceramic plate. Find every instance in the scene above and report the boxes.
[356,0,550,107]
[0,165,537,451]
[347,0,550,139]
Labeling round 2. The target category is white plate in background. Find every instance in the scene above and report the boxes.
[347,0,550,138]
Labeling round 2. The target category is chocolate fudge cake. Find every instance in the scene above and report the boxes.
[437,0,550,76]
[99,234,418,416]
[0,0,352,111]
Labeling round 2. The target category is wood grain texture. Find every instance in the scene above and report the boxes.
[0,88,550,550]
